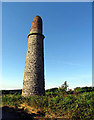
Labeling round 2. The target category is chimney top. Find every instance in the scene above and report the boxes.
[30,15,42,34]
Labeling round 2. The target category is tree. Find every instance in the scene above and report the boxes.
[60,81,68,92]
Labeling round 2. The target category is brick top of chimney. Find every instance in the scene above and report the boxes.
[30,15,42,34]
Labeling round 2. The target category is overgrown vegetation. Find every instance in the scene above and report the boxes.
[1,82,94,119]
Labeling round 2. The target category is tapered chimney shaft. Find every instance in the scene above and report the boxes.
[22,16,45,97]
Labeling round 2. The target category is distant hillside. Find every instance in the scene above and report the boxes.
[1,89,22,95]
[1,86,94,95]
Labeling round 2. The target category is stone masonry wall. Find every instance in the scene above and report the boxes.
[22,34,45,97]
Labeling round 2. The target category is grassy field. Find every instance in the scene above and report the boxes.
[1,82,94,119]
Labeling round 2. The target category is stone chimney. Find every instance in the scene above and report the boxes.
[22,16,45,97]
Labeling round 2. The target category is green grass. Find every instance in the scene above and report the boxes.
[1,82,94,119]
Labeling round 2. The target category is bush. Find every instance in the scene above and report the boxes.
[2,84,94,119]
